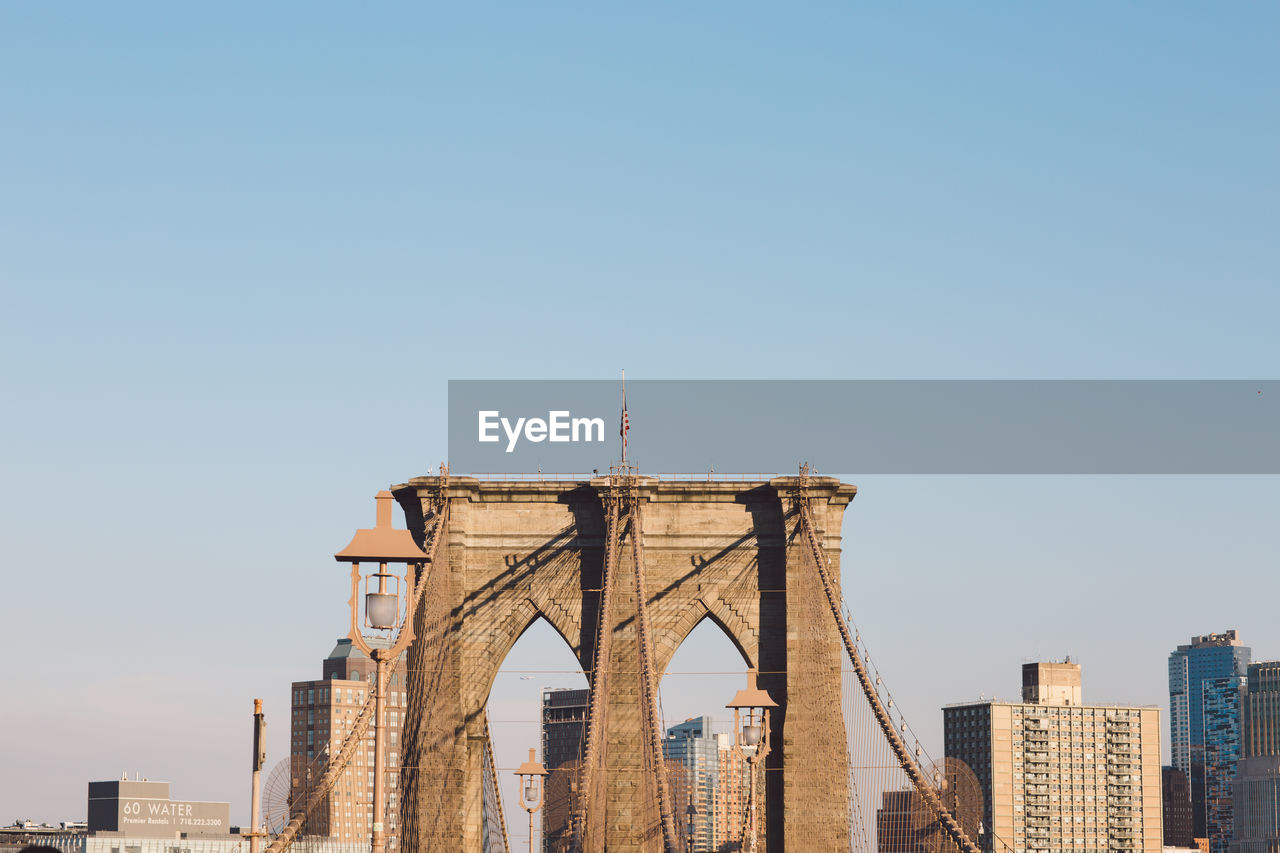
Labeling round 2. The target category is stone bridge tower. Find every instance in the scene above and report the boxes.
[392,474,855,852]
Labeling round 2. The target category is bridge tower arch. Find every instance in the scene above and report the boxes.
[394,475,856,852]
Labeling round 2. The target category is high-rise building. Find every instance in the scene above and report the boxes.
[713,731,746,850]
[1169,630,1251,845]
[662,716,720,852]
[1202,675,1246,853]
[874,789,920,853]
[290,638,407,848]
[1231,661,1280,853]
[541,688,588,853]
[542,688,588,771]
[1242,661,1280,759]
[1164,766,1194,847]
[538,693,747,852]
[944,661,1162,853]
[658,716,749,853]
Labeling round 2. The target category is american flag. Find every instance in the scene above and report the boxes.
[620,398,630,459]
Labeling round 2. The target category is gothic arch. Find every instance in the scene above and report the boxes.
[472,598,586,712]
[655,603,756,677]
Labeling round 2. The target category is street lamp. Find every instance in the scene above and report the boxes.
[514,748,548,852]
[684,802,698,853]
[725,669,777,853]
[335,490,430,853]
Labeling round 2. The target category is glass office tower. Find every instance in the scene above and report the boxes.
[1169,630,1251,848]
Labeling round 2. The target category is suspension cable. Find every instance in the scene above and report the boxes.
[483,714,512,853]
[630,496,679,851]
[790,468,981,853]
[572,488,621,850]
[266,488,449,853]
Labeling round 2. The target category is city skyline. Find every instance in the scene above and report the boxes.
[3,1,1278,839]
[5,474,1278,831]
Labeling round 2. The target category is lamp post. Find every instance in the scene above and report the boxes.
[335,490,429,853]
[725,670,777,853]
[514,748,548,852]
[684,802,698,853]
[248,699,266,853]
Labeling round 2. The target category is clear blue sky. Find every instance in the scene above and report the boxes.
[2,1,1277,833]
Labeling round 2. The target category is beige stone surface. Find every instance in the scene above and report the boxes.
[392,476,856,852]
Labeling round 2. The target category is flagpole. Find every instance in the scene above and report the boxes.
[620,369,627,466]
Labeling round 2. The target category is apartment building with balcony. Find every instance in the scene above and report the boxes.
[944,661,1162,852]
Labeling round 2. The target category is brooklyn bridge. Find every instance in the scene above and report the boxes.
[267,466,988,853]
